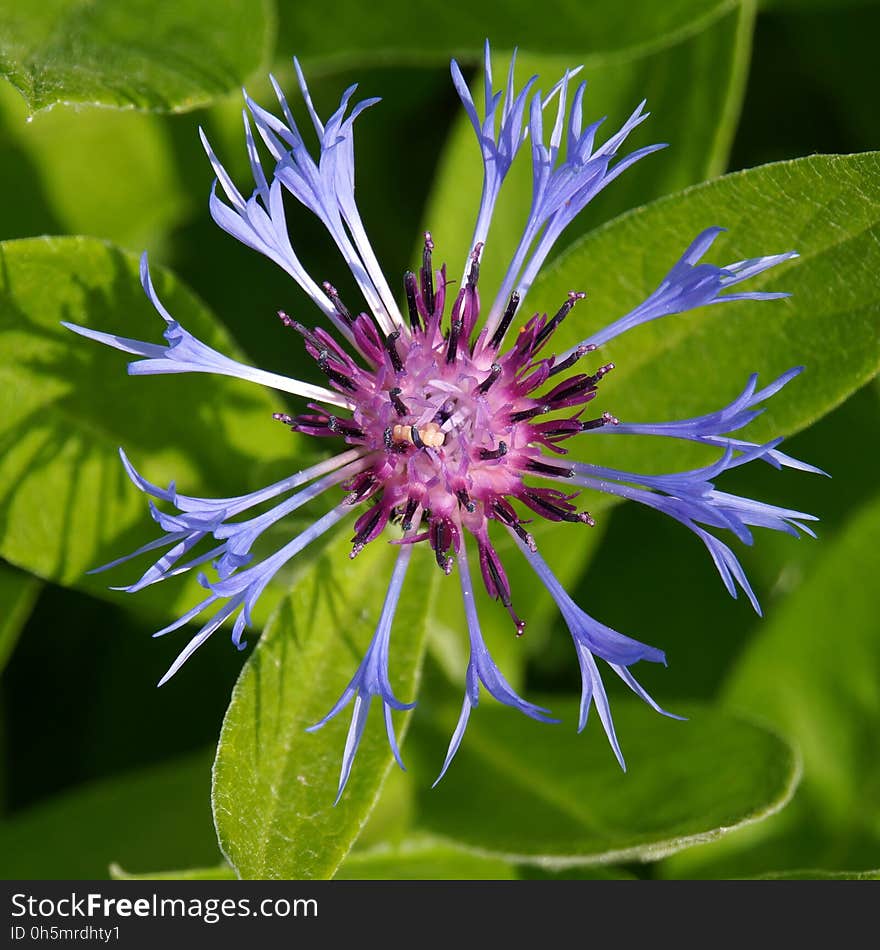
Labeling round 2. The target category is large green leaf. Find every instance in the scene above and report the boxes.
[0,237,296,628]
[0,0,274,114]
[422,1,754,304]
[0,562,40,674]
[336,835,516,880]
[0,749,220,879]
[0,83,194,251]
[284,0,741,71]
[663,492,880,877]
[410,699,798,867]
[213,535,439,880]
[529,152,880,476]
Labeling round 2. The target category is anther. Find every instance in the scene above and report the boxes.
[474,363,502,395]
[383,426,393,450]
[533,291,586,350]
[317,352,357,392]
[322,282,354,325]
[350,505,384,558]
[403,271,421,331]
[489,292,520,349]
[548,344,596,377]
[526,459,574,478]
[478,442,508,461]
[510,404,552,423]
[410,425,425,449]
[467,242,483,287]
[456,488,476,513]
[492,501,538,552]
[431,519,453,574]
[401,497,419,531]
[389,387,409,416]
[581,411,619,431]
[272,412,295,425]
[421,232,435,316]
[586,363,615,386]
[446,315,463,364]
[383,329,405,373]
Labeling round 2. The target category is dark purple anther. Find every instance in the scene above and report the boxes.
[474,363,502,395]
[533,291,587,352]
[478,442,508,460]
[489,291,520,349]
[383,329,405,373]
[403,271,421,331]
[389,387,408,416]
[322,281,354,325]
[420,232,435,316]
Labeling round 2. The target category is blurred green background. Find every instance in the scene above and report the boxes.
[0,0,878,879]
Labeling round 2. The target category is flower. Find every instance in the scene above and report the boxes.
[65,42,817,800]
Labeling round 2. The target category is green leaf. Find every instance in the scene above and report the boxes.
[0,0,274,114]
[410,699,799,867]
[109,862,236,881]
[0,562,40,673]
[283,0,743,71]
[529,152,880,476]
[0,749,221,879]
[663,492,880,877]
[212,536,439,880]
[0,236,295,625]
[421,0,754,302]
[0,82,195,250]
[336,835,516,880]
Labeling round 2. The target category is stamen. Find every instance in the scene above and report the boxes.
[483,550,526,637]
[431,519,453,574]
[492,501,537,551]
[383,426,393,450]
[467,242,483,287]
[327,416,365,439]
[533,291,586,350]
[383,329,405,373]
[410,425,425,449]
[456,488,476,513]
[389,387,409,416]
[403,270,421,331]
[401,497,419,531]
[510,403,552,423]
[350,505,385,558]
[524,489,592,524]
[581,411,619,431]
[345,474,376,505]
[478,442,508,461]
[272,412,295,425]
[526,459,574,478]
[322,282,354,325]
[474,363,502,395]
[489,291,520,349]
[317,352,357,392]
[586,363,615,386]
[548,343,596,377]
[421,232,435,316]
[446,314,463,364]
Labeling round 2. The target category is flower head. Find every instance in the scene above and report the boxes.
[66,43,816,799]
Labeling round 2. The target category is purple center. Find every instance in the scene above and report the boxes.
[274,234,617,635]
